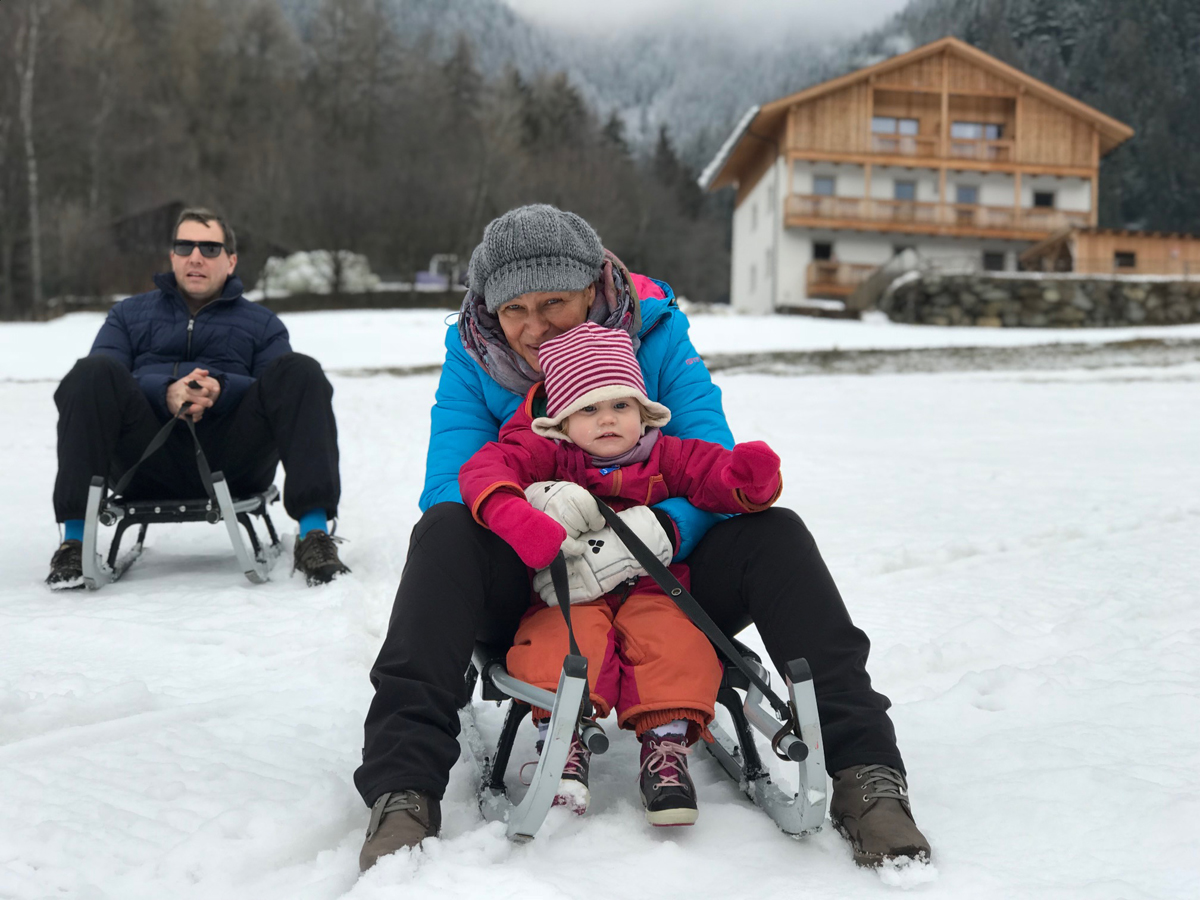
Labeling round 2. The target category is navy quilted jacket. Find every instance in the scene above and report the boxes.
[90,273,292,420]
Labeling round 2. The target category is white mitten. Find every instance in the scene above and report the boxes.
[531,506,673,605]
[525,481,606,538]
[531,552,604,606]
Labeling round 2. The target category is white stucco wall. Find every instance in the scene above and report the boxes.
[903,236,1028,271]
[779,230,1030,305]
[1021,175,1092,212]
[866,166,941,203]
[731,157,784,314]
[741,161,1095,310]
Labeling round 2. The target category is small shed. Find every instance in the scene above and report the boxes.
[1021,227,1200,277]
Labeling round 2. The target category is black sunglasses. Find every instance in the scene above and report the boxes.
[172,240,227,259]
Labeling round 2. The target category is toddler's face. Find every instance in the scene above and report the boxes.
[564,397,643,455]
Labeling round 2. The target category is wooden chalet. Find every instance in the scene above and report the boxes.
[1021,227,1200,277]
[701,36,1135,312]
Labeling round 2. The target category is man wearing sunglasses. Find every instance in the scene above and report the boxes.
[47,207,349,589]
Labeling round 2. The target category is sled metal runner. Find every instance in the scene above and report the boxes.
[705,650,826,837]
[459,494,828,843]
[592,496,828,837]
[81,475,282,589]
[460,642,608,842]
[458,501,825,844]
[80,400,283,589]
[460,637,826,842]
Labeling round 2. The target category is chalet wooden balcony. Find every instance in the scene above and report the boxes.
[785,193,1092,239]
[870,134,939,157]
[949,138,1014,162]
[868,135,1014,162]
[806,260,877,298]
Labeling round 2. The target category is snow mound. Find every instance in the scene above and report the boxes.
[877,856,939,888]
[257,250,381,295]
[552,779,590,814]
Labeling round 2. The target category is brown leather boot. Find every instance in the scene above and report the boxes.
[830,765,931,867]
[358,790,440,872]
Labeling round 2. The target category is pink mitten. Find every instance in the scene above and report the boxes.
[723,441,781,503]
[481,493,574,569]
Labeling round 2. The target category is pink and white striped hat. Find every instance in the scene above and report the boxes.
[531,321,671,441]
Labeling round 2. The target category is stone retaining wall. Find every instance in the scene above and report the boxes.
[880,272,1200,327]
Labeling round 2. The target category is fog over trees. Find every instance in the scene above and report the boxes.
[1,0,1196,318]
[0,0,728,318]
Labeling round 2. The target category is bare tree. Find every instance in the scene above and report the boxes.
[71,0,132,216]
[0,106,13,319]
[0,1,734,316]
[14,0,43,316]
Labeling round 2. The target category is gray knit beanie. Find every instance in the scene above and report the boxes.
[468,204,605,313]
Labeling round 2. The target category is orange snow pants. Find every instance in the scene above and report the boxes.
[506,585,722,739]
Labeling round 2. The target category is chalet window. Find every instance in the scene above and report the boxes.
[1033,191,1056,208]
[750,264,758,293]
[983,251,1006,271]
[812,242,834,261]
[751,203,758,231]
[955,184,979,205]
[813,175,836,196]
[893,180,917,202]
[951,121,1004,140]
[872,116,919,135]
[1114,251,1137,269]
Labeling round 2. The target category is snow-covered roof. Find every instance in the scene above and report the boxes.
[697,104,760,191]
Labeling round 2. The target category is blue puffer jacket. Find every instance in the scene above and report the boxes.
[421,278,734,560]
[90,273,292,420]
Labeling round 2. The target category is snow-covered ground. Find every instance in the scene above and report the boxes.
[4,307,1200,381]
[2,310,1199,899]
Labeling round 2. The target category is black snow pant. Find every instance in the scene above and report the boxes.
[53,353,340,522]
[354,502,903,806]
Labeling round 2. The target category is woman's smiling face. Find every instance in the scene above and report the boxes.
[495,288,593,373]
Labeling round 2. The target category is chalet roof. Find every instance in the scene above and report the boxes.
[701,36,1135,193]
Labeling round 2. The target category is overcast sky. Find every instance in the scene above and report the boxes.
[500,0,912,38]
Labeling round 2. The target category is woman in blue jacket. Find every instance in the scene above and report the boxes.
[355,204,931,870]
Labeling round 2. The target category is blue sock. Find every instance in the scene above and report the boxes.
[298,508,327,538]
[64,520,85,543]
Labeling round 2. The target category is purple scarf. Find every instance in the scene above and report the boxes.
[589,427,661,469]
[457,250,643,396]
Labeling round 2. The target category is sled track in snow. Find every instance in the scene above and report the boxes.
[4,338,1198,385]
[697,337,1200,377]
[321,337,1200,380]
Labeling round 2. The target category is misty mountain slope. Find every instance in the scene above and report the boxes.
[274,0,843,166]
[359,0,1200,233]
[278,0,564,76]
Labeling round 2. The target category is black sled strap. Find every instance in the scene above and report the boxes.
[550,552,593,717]
[181,415,217,502]
[593,499,794,722]
[111,415,180,499]
[110,392,217,503]
[549,552,583,658]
